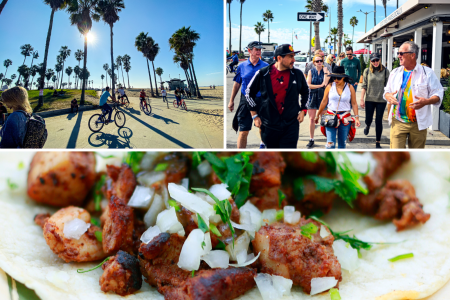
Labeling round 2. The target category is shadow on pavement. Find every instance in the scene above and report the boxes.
[126,106,141,115]
[66,111,84,148]
[66,112,78,120]
[120,109,193,148]
[152,114,179,125]
[88,127,134,148]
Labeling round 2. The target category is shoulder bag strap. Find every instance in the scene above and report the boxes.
[334,83,347,115]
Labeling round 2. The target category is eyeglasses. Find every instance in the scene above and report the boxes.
[371,59,380,62]
[339,55,345,58]
[346,54,353,56]
[398,51,413,56]
[315,60,323,63]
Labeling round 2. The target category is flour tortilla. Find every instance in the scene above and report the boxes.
[0,151,449,300]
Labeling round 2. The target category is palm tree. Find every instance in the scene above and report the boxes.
[17,65,30,86]
[0,73,4,86]
[337,0,343,54]
[45,69,54,88]
[227,0,232,54]
[173,53,192,92]
[57,46,71,90]
[52,75,57,87]
[74,49,83,89]
[30,65,40,90]
[0,0,9,15]
[135,32,155,96]
[330,27,338,55]
[74,65,81,89]
[103,63,109,88]
[2,59,12,86]
[350,16,359,50]
[115,55,126,88]
[308,0,328,51]
[65,66,73,89]
[17,44,33,83]
[55,61,63,88]
[239,0,246,54]
[24,51,39,89]
[155,67,163,88]
[262,10,274,43]
[101,74,105,89]
[145,37,160,97]
[122,54,131,88]
[39,0,70,106]
[68,0,100,104]
[95,0,125,99]
[254,22,265,42]
[382,0,387,18]
[107,68,112,87]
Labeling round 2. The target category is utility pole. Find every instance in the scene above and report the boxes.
[357,9,375,33]
[309,21,312,61]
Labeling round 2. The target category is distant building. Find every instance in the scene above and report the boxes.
[166,79,186,90]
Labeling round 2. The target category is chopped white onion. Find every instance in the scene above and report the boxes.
[202,250,230,269]
[162,186,170,209]
[332,239,359,272]
[144,194,165,228]
[239,202,263,233]
[139,152,161,170]
[128,186,154,208]
[236,249,248,265]
[195,192,216,206]
[272,275,292,297]
[63,218,90,240]
[254,273,293,300]
[310,277,338,296]
[226,232,250,261]
[137,171,166,187]
[261,209,277,225]
[320,225,331,238]
[140,225,161,244]
[229,252,261,267]
[156,207,185,236]
[168,183,215,227]
[181,178,189,190]
[209,183,231,201]
[197,160,212,177]
[209,214,222,224]
[178,229,205,271]
[231,220,255,233]
[284,206,301,224]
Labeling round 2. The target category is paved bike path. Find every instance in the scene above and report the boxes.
[43,94,223,149]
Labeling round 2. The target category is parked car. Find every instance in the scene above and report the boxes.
[244,48,249,57]
[294,55,310,72]
[261,51,275,64]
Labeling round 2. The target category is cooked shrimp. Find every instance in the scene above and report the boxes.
[42,206,107,263]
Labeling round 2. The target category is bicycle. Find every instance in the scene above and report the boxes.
[117,92,130,108]
[173,95,187,111]
[88,102,126,132]
[139,97,152,116]
[226,61,238,75]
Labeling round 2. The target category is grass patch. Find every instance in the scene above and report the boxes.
[0,89,98,113]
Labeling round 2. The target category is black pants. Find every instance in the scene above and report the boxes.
[261,120,299,148]
[365,101,387,142]
[229,61,238,72]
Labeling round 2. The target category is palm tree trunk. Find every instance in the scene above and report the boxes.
[268,20,270,42]
[151,61,159,97]
[81,35,87,105]
[17,56,26,84]
[228,2,232,55]
[0,0,9,15]
[187,63,196,96]
[337,0,343,54]
[258,33,260,43]
[239,2,243,54]
[105,71,108,89]
[146,59,154,96]
[120,65,125,88]
[39,8,55,106]
[126,71,130,89]
[184,68,193,94]
[352,27,355,49]
[314,21,321,51]
[25,56,35,89]
[60,61,65,90]
[30,76,35,89]
[110,25,115,99]
[190,61,202,99]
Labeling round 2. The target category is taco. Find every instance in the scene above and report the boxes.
[0,151,449,300]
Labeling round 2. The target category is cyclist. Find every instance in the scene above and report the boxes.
[161,88,167,102]
[180,88,186,98]
[99,86,113,122]
[139,89,147,103]
[116,86,126,105]
[175,88,181,106]
[228,51,239,73]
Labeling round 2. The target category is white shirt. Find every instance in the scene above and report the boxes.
[328,82,352,112]
[383,63,444,131]
[118,88,125,96]
[161,90,167,96]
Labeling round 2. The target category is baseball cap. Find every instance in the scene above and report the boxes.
[274,44,300,58]
[370,53,381,61]
[247,41,265,49]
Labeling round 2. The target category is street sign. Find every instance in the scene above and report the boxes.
[297,12,325,22]
[329,45,333,49]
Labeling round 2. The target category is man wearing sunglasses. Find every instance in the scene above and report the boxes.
[384,41,443,148]
[340,46,361,92]
[245,44,309,148]
[230,41,268,148]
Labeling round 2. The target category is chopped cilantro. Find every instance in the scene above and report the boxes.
[7,178,18,190]
[94,231,102,242]
[214,240,226,250]
[277,190,286,207]
[319,152,337,173]
[300,223,318,239]
[301,152,318,163]
[197,214,209,233]
[123,152,145,174]
[191,270,195,277]
[93,174,106,211]
[293,178,304,201]
[18,161,24,170]
[209,223,222,237]
[154,163,168,172]
[77,257,110,273]
[201,241,206,249]
[95,153,117,159]
[388,253,414,262]
[168,199,181,212]
[276,210,284,221]
[90,217,101,227]
[329,288,341,300]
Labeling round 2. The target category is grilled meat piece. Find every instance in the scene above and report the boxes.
[248,186,287,211]
[100,250,142,296]
[355,179,430,231]
[106,164,136,204]
[283,152,332,176]
[249,152,286,191]
[252,220,341,294]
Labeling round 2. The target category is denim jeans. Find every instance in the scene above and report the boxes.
[101,103,113,120]
[325,121,351,149]
[352,83,358,92]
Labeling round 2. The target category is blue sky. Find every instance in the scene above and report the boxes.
[0,0,223,89]
[226,0,408,53]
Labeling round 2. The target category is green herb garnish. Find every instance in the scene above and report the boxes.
[93,174,106,211]
[197,213,209,233]
[96,153,117,159]
[77,257,110,273]
[278,190,286,208]
[276,210,284,221]
[329,288,341,300]
[7,178,18,190]
[301,152,318,163]
[154,163,168,172]
[94,231,102,242]
[300,223,318,239]
[201,241,206,249]
[90,217,101,227]
[388,253,414,262]
[191,270,195,277]
[123,152,145,174]
[293,178,304,201]
[18,161,24,170]
[209,223,222,236]
[168,199,181,212]
[214,240,226,250]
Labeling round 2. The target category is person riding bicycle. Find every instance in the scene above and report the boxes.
[116,87,126,104]
[99,86,113,122]
[180,88,186,98]
[161,88,167,102]
[228,51,239,73]
[139,89,147,106]
[175,88,182,106]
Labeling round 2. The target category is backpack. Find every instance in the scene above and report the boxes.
[20,112,47,148]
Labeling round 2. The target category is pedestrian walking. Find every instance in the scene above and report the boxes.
[315,66,361,149]
[246,44,309,148]
[384,41,443,148]
[340,47,361,92]
[325,54,336,70]
[360,53,390,148]
[161,88,167,102]
[304,49,332,78]
[306,54,330,148]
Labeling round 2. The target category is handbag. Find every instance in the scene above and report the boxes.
[320,83,347,127]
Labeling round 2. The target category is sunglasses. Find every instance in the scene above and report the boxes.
[334,77,344,81]
[346,54,353,56]
[339,55,345,58]
[315,60,323,63]
[371,59,380,62]
[398,51,413,56]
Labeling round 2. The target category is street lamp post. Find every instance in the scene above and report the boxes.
[357,9,375,33]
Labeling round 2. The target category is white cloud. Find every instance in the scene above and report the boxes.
[206,72,222,75]
[342,0,408,7]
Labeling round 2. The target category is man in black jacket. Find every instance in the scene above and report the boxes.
[245,44,309,148]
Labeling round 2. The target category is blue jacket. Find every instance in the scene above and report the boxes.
[0,111,28,148]
[231,54,239,62]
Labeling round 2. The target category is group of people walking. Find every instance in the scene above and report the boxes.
[229,41,444,149]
